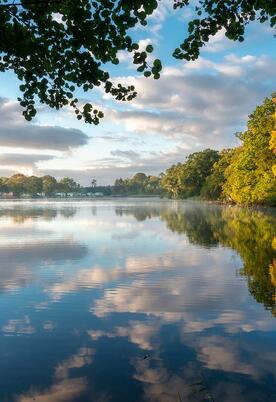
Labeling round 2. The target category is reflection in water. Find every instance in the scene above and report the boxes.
[0,200,275,402]
[15,377,89,402]
[0,204,77,223]
[0,241,88,294]
[118,203,276,315]
[164,204,276,315]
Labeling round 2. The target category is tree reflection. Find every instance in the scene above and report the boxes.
[0,206,77,223]
[115,206,160,222]
[161,206,222,248]
[119,203,276,315]
[166,205,276,315]
[219,208,276,315]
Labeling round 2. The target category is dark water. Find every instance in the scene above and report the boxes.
[0,199,275,402]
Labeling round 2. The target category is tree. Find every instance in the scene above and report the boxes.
[161,149,220,198]
[181,149,220,196]
[132,173,147,183]
[129,172,148,193]
[112,173,162,196]
[145,175,162,194]
[0,177,7,193]
[5,173,27,196]
[91,179,97,188]
[223,98,276,205]
[113,178,126,195]
[25,175,43,195]
[58,177,79,194]
[0,0,274,123]
[161,163,184,199]
[201,149,235,200]
[270,93,276,176]
[42,175,57,195]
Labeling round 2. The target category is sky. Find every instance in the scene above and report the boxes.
[0,2,275,185]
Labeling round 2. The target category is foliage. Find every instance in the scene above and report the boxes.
[201,149,235,200]
[173,0,276,61]
[271,131,276,177]
[41,175,57,195]
[5,173,28,196]
[91,179,97,188]
[160,163,184,199]
[0,173,81,196]
[0,176,7,192]
[160,97,276,206]
[161,149,219,198]
[0,0,274,122]
[223,98,276,205]
[24,175,43,195]
[58,177,79,194]
[0,0,161,122]
[181,149,220,196]
[270,95,276,176]
[0,172,162,197]
[113,173,162,196]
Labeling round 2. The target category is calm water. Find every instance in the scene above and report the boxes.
[0,199,275,402]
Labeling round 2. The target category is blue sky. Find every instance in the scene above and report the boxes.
[0,2,275,184]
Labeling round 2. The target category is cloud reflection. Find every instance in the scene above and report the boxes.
[15,377,88,402]
[55,348,94,380]
[0,201,275,402]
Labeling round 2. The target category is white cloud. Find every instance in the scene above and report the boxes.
[202,29,231,53]
[0,98,89,151]
[0,152,56,174]
[99,53,274,162]
[110,149,141,161]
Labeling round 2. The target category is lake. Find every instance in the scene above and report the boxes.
[0,199,275,402]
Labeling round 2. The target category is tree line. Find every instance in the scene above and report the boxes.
[0,175,81,197]
[0,172,163,198]
[161,96,276,206]
[113,173,163,196]
[113,96,276,205]
[0,97,275,204]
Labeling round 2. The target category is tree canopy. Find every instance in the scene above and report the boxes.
[160,96,276,206]
[200,148,235,200]
[0,173,80,196]
[223,98,276,204]
[0,0,275,123]
[161,149,219,198]
[113,172,162,196]
[0,171,162,197]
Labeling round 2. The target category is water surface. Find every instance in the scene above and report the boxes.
[0,199,275,402]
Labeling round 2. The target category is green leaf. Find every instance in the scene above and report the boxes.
[146,45,153,53]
